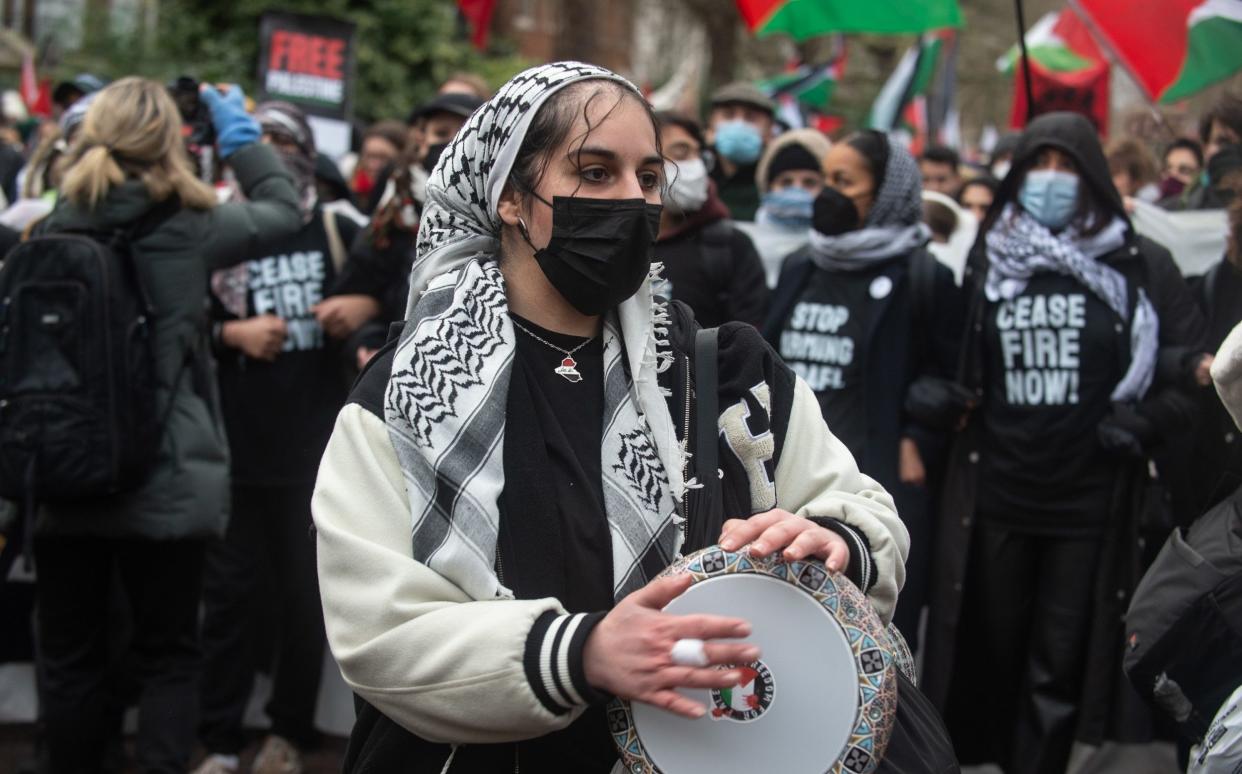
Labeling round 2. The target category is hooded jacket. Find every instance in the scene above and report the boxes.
[923,112,1207,742]
[36,143,302,540]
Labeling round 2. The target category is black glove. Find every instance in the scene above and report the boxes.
[904,376,975,432]
[1097,402,1156,458]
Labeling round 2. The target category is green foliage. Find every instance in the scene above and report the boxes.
[55,0,533,122]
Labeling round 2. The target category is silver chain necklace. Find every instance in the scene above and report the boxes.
[510,316,596,383]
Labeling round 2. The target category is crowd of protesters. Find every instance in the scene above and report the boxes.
[0,62,1240,774]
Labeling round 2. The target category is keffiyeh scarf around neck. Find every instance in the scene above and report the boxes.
[808,134,930,271]
[384,62,686,603]
[986,205,1158,402]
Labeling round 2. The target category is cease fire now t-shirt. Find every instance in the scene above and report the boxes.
[976,272,1124,533]
[215,210,359,486]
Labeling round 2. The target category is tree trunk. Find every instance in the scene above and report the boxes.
[677,0,741,92]
[556,0,598,65]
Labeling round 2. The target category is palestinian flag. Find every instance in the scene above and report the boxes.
[759,49,846,111]
[868,33,948,153]
[737,0,962,40]
[1072,0,1242,103]
[997,9,1102,75]
[456,0,497,50]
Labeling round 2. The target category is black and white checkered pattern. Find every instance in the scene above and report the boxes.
[985,206,1157,402]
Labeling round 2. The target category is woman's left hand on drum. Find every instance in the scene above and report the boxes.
[718,509,850,571]
[583,573,759,719]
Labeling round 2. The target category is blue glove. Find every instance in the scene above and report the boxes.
[199,84,260,159]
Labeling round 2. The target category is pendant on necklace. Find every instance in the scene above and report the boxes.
[555,356,583,383]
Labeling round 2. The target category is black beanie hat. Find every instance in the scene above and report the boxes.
[766,143,822,183]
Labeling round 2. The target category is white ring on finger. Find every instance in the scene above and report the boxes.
[669,638,709,667]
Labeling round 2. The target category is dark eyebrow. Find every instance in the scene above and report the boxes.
[570,146,663,167]
[571,146,617,163]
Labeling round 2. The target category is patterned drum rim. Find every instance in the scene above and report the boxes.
[607,544,898,774]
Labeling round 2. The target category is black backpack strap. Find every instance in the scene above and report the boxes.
[103,196,183,316]
[694,327,720,485]
[688,327,721,550]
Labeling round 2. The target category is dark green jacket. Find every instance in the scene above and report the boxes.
[37,143,302,540]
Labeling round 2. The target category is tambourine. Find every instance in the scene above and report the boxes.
[607,545,902,774]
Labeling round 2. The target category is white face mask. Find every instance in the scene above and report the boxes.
[664,157,710,213]
[991,160,1012,181]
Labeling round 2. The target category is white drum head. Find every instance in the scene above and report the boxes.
[608,546,897,774]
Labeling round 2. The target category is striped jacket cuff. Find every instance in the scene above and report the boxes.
[810,517,875,594]
[523,611,609,715]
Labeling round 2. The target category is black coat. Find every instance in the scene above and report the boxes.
[656,218,770,329]
[922,113,1207,745]
[763,247,964,514]
[764,247,964,645]
[1187,259,1242,508]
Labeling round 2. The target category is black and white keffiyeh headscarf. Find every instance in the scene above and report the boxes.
[986,205,1158,402]
[384,62,686,603]
[808,133,930,270]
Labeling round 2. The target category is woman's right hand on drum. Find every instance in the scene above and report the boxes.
[583,573,759,719]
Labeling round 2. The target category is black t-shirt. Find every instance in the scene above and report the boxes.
[976,272,1124,533]
[214,210,358,486]
[502,314,612,614]
[776,267,873,459]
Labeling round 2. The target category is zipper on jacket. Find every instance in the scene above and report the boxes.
[495,542,506,586]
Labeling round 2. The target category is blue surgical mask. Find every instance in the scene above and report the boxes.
[715,120,764,164]
[759,187,816,228]
[1019,169,1079,230]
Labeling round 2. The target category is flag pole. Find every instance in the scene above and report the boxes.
[1014,0,1036,122]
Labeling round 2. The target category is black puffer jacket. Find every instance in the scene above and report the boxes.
[36,143,301,540]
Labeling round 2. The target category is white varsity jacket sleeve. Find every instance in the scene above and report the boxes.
[313,402,599,744]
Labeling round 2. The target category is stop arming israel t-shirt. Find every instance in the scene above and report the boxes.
[777,270,871,460]
[215,210,359,486]
[977,272,1124,533]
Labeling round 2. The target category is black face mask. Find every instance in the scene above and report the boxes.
[812,186,861,236]
[518,195,663,316]
[421,141,449,173]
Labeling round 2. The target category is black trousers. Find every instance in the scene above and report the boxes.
[198,482,325,754]
[945,522,1101,774]
[35,536,205,774]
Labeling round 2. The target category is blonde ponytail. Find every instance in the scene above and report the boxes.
[59,77,217,212]
[61,144,125,211]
